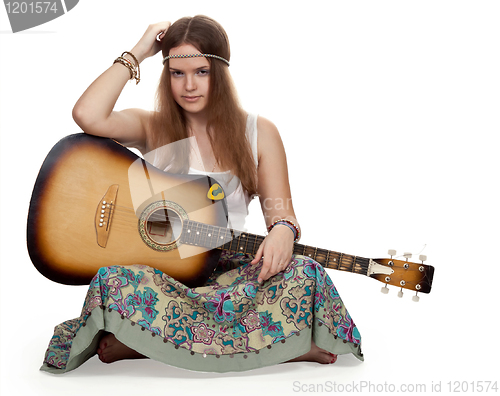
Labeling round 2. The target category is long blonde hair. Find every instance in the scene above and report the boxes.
[147,15,257,196]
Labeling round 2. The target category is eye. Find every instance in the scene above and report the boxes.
[197,69,210,76]
[170,71,184,77]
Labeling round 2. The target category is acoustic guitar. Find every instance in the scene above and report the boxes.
[27,134,434,298]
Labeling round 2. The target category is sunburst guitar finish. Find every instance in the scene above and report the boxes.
[27,133,227,286]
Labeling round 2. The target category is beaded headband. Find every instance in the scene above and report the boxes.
[162,53,230,66]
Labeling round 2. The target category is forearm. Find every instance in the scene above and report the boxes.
[260,197,297,227]
[72,49,144,135]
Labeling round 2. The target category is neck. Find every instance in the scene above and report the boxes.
[184,111,209,136]
[179,220,371,276]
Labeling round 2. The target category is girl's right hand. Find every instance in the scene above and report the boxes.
[131,22,171,63]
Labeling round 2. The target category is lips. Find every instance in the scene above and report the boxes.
[182,96,201,102]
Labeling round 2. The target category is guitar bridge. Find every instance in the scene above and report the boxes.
[95,184,119,247]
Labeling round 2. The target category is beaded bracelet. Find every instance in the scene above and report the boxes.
[267,219,301,242]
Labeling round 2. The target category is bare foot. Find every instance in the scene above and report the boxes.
[286,340,337,364]
[97,333,146,363]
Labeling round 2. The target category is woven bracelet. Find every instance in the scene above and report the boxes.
[267,219,301,242]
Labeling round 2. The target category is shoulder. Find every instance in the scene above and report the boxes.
[256,116,283,147]
[256,115,282,149]
[256,115,279,136]
[256,115,286,161]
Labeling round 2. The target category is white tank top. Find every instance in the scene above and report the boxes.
[147,113,258,231]
[187,113,258,231]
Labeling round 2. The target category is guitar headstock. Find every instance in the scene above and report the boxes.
[368,251,435,301]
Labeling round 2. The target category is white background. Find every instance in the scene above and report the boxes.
[1,1,499,395]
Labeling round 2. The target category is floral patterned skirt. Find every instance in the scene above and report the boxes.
[41,252,363,373]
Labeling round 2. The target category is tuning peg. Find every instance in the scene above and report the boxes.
[381,285,389,294]
[397,289,404,298]
[412,292,420,302]
[388,249,397,257]
[419,255,427,262]
[403,252,412,259]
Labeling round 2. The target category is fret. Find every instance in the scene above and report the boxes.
[310,248,328,267]
[242,233,249,253]
[342,254,355,272]
[200,222,208,248]
[329,252,341,270]
[182,221,193,245]
[192,223,199,244]
[206,224,217,249]
[228,229,238,252]
[249,234,258,254]
[196,222,204,246]
[235,232,245,253]
[251,234,264,255]
[303,245,312,258]
[214,223,222,248]
[221,227,230,249]
[223,228,233,250]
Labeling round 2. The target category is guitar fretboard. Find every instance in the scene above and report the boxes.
[181,220,370,276]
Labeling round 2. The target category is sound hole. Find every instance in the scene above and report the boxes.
[145,207,183,245]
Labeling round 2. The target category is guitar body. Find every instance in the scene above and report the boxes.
[27,134,228,287]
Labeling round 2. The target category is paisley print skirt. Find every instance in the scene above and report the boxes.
[41,252,363,373]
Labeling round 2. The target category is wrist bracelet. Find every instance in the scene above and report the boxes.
[114,57,134,79]
[267,219,301,242]
[113,51,140,85]
[122,51,140,83]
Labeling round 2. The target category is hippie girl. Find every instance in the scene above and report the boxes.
[41,15,363,373]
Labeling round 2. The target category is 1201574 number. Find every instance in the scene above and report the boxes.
[5,2,57,14]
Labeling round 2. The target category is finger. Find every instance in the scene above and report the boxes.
[258,255,273,283]
[250,242,264,264]
[270,255,282,277]
[156,25,170,41]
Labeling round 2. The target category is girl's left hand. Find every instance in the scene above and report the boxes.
[250,225,295,283]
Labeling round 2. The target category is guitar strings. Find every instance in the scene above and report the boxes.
[104,207,390,272]
[100,204,425,278]
[106,202,373,271]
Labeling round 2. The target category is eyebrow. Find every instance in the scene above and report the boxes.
[169,66,210,72]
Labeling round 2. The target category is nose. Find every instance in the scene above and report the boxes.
[185,74,196,91]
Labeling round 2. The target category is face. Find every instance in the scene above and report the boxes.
[168,44,211,116]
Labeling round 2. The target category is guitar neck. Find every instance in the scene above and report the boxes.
[181,220,370,277]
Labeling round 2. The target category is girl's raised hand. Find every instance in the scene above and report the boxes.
[131,22,171,63]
